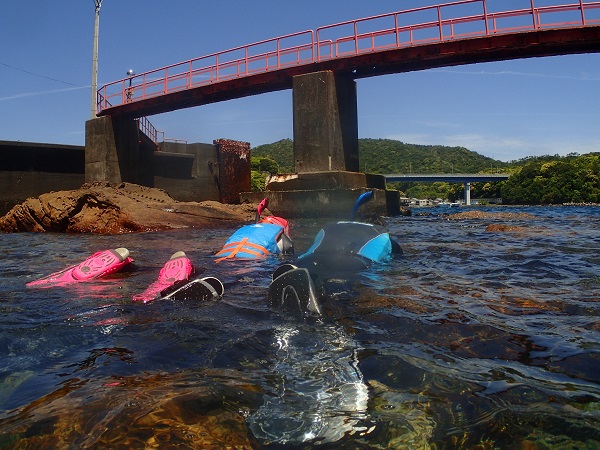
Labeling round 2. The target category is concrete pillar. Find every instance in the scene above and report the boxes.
[85,116,141,184]
[292,71,359,173]
[464,182,471,206]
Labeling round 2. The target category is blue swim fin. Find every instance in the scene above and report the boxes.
[350,191,374,220]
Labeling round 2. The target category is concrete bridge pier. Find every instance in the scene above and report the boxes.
[241,70,401,218]
[84,116,153,186]
[464,182,471,206]
[292,70,359,173]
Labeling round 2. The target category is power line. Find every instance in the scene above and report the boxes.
[0,62,83,87]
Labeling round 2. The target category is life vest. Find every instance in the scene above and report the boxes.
[214,222,287,262]
[260,215,290,237]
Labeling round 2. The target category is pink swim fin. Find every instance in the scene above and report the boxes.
[27,248,133,288]
[132,251,194,303]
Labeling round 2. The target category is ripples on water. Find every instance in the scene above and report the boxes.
[0,206,598,448]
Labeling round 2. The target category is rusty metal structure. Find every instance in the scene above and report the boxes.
[214,139,251,204]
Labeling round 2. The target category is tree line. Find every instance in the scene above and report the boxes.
[251,139,600,205]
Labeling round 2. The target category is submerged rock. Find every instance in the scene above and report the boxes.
[445,210,538,221]
[0,182,257,234]
[0,371,260,448]
[485,223,523,233]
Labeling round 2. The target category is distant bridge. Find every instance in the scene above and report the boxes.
[384,173,510,205]
[384,173,510,183]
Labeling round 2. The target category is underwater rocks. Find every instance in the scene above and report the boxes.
[443,210,542,234]
[0,182,256,234]
[0,371,260,448]
[445,210,538,221]
[485,223,526,233]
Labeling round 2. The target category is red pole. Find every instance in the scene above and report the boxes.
[483,0,489,35]
[437,6,443,41]
[277,38,280,70]
[394,13,400,47]
[187,61,192,88]
[354,20,359,55]
[530,0,538,29]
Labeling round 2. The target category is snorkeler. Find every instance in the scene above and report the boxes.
[213,198,293,262]
[268,191,402,318]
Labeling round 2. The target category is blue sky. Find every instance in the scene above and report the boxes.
[1,0,598,162]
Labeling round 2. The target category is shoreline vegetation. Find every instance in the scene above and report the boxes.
[252,139,600,205]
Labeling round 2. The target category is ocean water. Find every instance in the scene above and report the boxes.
[0,206,598,448]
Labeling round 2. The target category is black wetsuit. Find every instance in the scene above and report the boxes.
[268,221,401,317]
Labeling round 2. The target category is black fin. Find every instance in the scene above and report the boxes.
[268,266,321,318]
[161,276,224,301]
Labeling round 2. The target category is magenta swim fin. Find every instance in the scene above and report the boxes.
[27,248,132,288]
[132,251,194,303]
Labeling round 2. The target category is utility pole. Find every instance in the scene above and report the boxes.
[90,0,103,118]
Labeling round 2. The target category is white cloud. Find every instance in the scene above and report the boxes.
[0,86,88,102]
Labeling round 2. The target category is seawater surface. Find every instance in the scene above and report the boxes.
[0,206,599,448]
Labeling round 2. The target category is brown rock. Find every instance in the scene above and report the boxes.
[0,370,260,448]
[447,210,537,220]
[485,223,520,232]
[0,182,257,234]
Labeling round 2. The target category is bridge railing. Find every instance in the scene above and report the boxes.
[137,116,159,144]
[97,0,600,113]
[98,30,314,111]
[316,0,600,59]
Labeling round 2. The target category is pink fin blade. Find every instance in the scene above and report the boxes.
[71,249,131,281]
[26,263,79,287]
[27,248,132,288]
[157,253,193,283]
[133,252,193,303]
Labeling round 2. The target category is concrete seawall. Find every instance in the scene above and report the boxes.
[0,140,230,216]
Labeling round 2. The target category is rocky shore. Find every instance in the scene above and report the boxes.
[0,182,257,234]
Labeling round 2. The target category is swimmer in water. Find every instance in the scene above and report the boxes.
[268,191,402,318]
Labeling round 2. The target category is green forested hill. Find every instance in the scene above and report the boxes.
[251,138,508,174]
[501,153,600,204]
[358,139,507,174]
[251,139,295,173]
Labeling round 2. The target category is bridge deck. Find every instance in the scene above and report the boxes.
[385,173,510,183]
